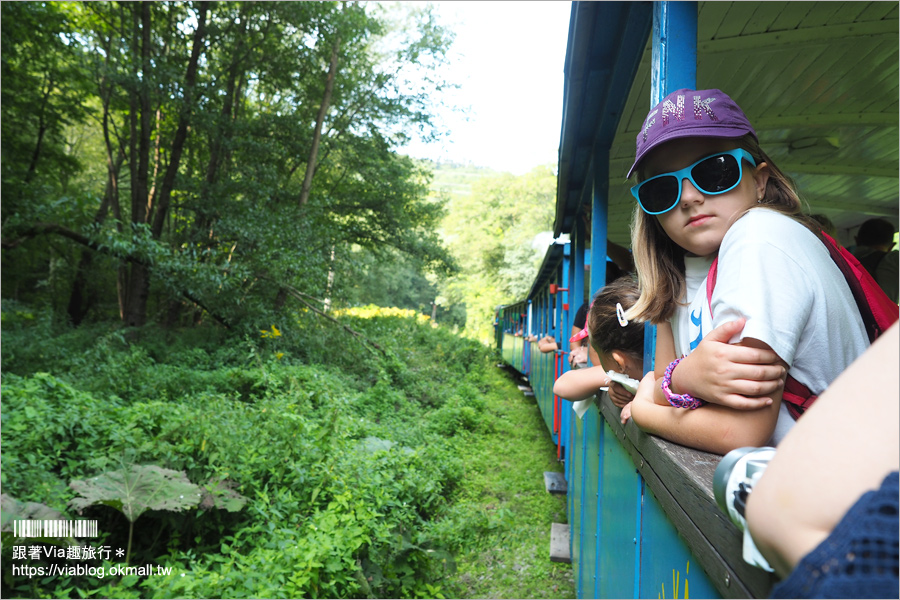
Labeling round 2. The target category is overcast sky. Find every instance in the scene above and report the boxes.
[401,1,572,174]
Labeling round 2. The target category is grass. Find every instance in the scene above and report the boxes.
[441,362,575,599]
[1,306,574,599]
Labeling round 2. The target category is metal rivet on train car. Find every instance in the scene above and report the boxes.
[640,459,644,468]
[725,574,731,587]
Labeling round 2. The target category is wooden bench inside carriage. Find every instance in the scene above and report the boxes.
[593,392,779,598]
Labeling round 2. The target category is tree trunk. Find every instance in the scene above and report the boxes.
[323,244,337,312]
[273,287,289,312]
[194,5,241,238]
[24,77,54,184]
[150,0,208,239]
[67,152,123,325]
[67,257,91,325]
[121,2,208,328]
[299,36,340,207]
[163,298,185,328]
[123,264,152,328]
[122,2,153,328]
[95,18,128,320]
[133,1,152,226]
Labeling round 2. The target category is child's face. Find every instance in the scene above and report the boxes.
[643,137,769,257]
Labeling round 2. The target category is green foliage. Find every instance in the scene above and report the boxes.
[69,465,203,524]
[435,366,574,599]
[0,305,564,599]
[0,495,75,552]
[432,163,557,342]
[1,1,459,329]
[69,463,219,565]
[0,495,67,527]
[1,372,126,509]
[336,246,466,327]
[200,479,250,514]
[1,1,90,210]
[427,388,494,437]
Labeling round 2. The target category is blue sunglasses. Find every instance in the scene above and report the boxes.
[631,148,757,215]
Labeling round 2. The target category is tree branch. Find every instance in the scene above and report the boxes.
[299,34,341,207]
[23,73,57,184]
[278,283,387,358]
[2,222,232,329]
[3,223,122,254]
[150,1,209,238]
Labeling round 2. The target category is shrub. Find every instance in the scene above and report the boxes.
[1,304,497,599]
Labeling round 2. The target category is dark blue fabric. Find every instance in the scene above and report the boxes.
[771,471,899,599]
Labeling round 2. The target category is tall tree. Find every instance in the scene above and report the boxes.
[1,2,92,310]
[437,164,557,342]
[2,1,457,330]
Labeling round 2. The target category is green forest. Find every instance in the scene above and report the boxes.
[1,2,566,598]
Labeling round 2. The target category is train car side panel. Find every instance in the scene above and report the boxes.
[596,413,641,598]
[640,485,718,599]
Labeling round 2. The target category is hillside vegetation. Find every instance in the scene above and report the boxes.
[2,305,571,599]
[430,162,558,343]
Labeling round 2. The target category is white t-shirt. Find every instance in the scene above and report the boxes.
[671,208,870,445]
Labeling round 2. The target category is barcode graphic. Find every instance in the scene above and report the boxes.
[12,520,98,538]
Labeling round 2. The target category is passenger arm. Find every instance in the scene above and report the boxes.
[654,321,677,378]
[630,337,787,455]
[553,365,611,402]
[747,323,899,577]
[670,319,786,409]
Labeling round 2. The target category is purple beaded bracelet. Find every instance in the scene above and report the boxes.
[661,358,706,409]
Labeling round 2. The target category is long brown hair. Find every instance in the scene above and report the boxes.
[626,134,822,324]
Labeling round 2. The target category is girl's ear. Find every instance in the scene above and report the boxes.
[610,350,629,373]
[612,349,644,380]
[753,162,770,200]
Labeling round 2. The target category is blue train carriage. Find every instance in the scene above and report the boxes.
[498,1,899,598]
[498,300,528,374]
[498,240,569,454]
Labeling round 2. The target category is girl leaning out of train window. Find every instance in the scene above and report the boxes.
[552,276,644,420]
[624,88,870,455]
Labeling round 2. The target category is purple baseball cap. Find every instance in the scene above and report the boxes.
[627,88,757,178]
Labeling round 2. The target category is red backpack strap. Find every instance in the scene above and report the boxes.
[706,256,719,318]
[785,232,899,418]
[820,232,899,342]
[782,376,816,420]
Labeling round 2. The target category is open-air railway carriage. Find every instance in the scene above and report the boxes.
[496,2,898,597]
